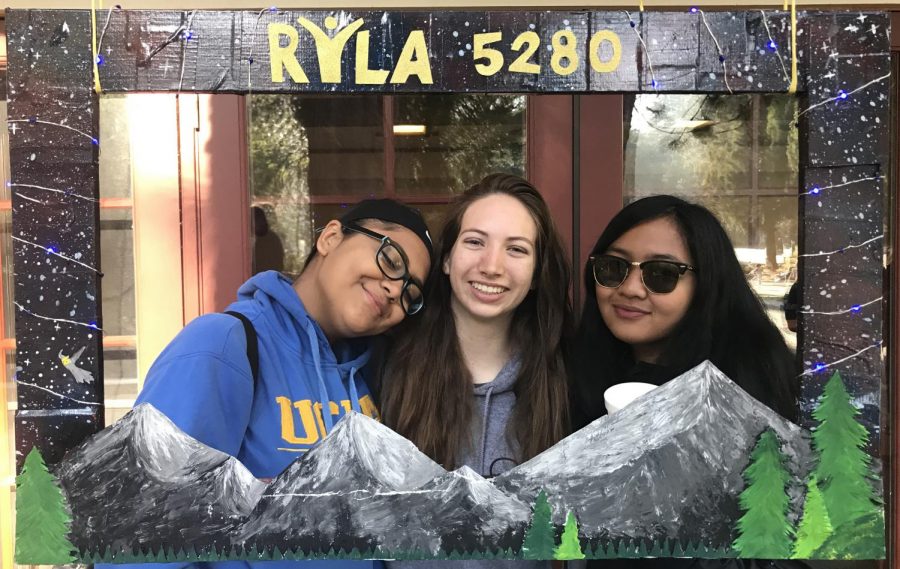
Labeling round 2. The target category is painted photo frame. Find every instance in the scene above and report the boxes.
[8,7,890,563]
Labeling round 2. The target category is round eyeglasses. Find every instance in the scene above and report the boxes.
[342,224,425,315]
[590,254,696,294]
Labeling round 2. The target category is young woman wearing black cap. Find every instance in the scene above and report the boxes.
[108,198,433,569]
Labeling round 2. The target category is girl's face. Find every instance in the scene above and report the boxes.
[594,217,696,363]
[313,220,431,339]
[444,194,538,325]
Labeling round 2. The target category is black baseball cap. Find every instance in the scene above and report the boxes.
[340,199,435,265]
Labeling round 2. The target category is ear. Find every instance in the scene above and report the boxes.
[442,255,451,276]
[316,220,345,257]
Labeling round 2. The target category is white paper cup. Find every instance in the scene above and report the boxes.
[604,382,658,414]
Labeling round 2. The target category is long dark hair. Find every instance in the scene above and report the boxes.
[571,195,799,428]
[381,174,573,469]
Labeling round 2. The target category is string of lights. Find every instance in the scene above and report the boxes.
[9,182,99,203]
[802,175,881,196]
[624,11,659,90]
[797,72,891,117]
[695,9,733,94]
[799,297,882,316]
[802,341,883,376]
[14,302,102,331]
[12,236,103,275]
[799,234,883,258]
[758,10,790,84]
[8,118,99,146]
[15,377,102,407]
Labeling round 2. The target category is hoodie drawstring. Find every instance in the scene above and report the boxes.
[305,321,335,433]
[348,367,362,413]
[479,386,494,475]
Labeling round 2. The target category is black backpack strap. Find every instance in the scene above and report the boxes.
[224,311,259,386]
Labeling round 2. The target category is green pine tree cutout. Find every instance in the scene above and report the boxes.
[812,371,881,529]
[792,475,832,558]
[554,511,585,560]
[521,490,556,560]
[732,429,793,558]
[15,447,76,564]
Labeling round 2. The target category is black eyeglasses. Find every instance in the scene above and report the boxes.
[342,223,425,315]
[590,254,697,294]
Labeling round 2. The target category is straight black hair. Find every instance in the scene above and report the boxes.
[571,195,799,428]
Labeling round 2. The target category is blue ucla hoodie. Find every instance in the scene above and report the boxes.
[103,270,382,569]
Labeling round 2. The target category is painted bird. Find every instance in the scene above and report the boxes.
[59,346,94,384]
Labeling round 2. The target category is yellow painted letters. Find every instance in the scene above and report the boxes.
[589,30,622,74]
[276,396,319,444]
[390,30,434,85]
[268,23,309,83]
[355,30,390,84]
[297,16,366,83]
[276,395,380,446]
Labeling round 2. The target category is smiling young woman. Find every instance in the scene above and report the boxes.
[572,195,798,429]
[380,177,574,549]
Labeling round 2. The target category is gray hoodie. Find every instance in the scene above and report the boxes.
[387,355,550,569]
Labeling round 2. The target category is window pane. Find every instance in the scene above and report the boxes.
[311,203,451,246]
[624,94,799,343]
[103,347,138,410]
[248,94,527,278]
[757,95,799,190]
[625,94,753,194]
[393,94,526,195]
[98,96,138,414]
[99,95,135,199]
[99,208,135,336]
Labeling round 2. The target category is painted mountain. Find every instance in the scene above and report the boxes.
[25,360,882,563]
[238,412,530,557]
[53,403,267,557]
[494,360,813,550]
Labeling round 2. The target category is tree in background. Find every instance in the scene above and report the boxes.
[812,371,881,529]
[791,475,832,559]
[732,429,793,558]
[554,511,585,560]
[522,490,555,560]
[15,447,76,564]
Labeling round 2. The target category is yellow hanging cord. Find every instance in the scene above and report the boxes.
[787,0,798,93]
[91,0,102,93]
[639,0,644,12]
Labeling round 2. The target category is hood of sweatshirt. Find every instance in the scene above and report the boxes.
[233,270,371,432]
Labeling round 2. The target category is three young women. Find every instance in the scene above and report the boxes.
[570,194,801,569]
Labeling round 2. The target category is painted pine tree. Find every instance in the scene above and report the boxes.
[732,429,793,558]
[554,511,585,560]
[522,490,555,560]
[791,475,832,558]
[15,447,76,564]
[812,371,881,529]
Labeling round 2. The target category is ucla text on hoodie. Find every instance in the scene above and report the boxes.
[276,394,379,449]
[135,270,379,480]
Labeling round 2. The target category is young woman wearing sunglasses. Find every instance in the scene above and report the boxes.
[572,194,799,434]
[380,175,572,568]
[571,195,800,569]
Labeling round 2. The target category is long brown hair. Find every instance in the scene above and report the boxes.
[380,174,573,469]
